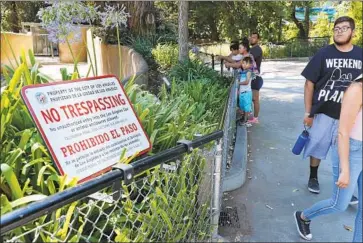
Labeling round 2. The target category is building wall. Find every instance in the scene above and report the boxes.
[58,26,88,63]
[1,32,34,72]
[86,30,148,87]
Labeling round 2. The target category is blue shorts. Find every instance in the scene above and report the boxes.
[303,114,339,160]
[239,91,252,112]
[251,76,264,91]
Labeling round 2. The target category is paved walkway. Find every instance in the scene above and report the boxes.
[219,61,358,242]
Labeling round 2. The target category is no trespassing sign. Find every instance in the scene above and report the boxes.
[21,75,151,183]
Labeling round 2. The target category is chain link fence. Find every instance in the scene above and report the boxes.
[1,81,238,242]
[195,37,330,60]
[2,148,218,243]
[221,78,238,173]
[262,37,330,59]
[0,52,239,242]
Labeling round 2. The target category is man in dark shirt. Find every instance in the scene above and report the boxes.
[249,32,263,124]
[250,33,263,73]
[300,16,362,204]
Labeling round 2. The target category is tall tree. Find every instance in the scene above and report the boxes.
[189,2,220,41]
[124,1,157,36]
[1,1,45,32]
[8,2,20,32]
[310,12,331,38]
[178,1,189,62]
[289,1,312,39]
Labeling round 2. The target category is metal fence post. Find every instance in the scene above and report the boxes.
[220,59,224,76]
[211,139,223,240]
[211,54,215,70]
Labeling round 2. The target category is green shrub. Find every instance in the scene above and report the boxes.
[1,50,230,242]
[261,37,329,59]
[169,59,229,83]
[261,44,286,59]
[152,43,179,70]
[123,36,159,72]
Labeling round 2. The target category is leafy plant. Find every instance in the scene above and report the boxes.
[98,3,130,79]
[37,1,99,77]
[1,50,230,242]
[169,59,229,83]
[152,43,179,70]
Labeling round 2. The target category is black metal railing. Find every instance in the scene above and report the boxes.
[0,130,223,236]
[198,51,225,76]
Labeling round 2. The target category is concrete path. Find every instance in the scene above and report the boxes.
[219,60,358,242]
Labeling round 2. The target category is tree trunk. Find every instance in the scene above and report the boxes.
[278,17,282,43]
[304,4,310,38]
[290,5,306,39]
[124,1,156,36]
[9,2,20,33]
[178,1,189,62]
[209,20,219,41]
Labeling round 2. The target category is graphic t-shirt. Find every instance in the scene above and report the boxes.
[241,53,259,77]
[239,70,252,93]
[301,44,363,119]
[250,45,263,73]
[232,54,243,62]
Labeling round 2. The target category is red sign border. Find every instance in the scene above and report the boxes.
[21,75,152,183]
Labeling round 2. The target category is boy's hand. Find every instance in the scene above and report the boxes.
[303,117,313,127]
[225,62,231,68]
[303,113,313,127]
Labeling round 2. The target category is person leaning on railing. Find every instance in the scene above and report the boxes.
[216,39,260,122]
[216,41,243,76]
[216,38,259,78]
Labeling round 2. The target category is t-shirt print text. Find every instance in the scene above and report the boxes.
[318,58,362,103]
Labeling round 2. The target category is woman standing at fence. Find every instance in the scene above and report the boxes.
[294,74,363,242]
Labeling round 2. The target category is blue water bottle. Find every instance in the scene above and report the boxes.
[292,128,309,155]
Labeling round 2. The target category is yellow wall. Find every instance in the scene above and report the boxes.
[58,26,88,63]
[86,29,148,86]
[1,32,33,71]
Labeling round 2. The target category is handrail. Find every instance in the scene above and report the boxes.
[0,130,223,235]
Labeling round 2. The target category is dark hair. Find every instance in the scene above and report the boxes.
[251,32,260,39]
[241,37,249,44]
[240,39,250,52]
[230,43,239,51]
[334,16,355,30]
[242,56,252,64]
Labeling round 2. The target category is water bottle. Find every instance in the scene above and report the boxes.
[292,129,309,155]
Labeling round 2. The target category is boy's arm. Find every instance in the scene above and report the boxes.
[226,61,242,68]
[217,55,235,63]
[239,72,251,85]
